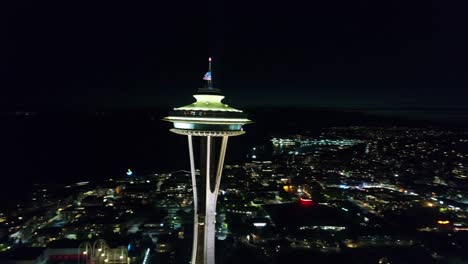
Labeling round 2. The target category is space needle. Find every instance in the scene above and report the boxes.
[164,58,251,264]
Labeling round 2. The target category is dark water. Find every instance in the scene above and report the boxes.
[363,108,468,125]
[0,107,466,208]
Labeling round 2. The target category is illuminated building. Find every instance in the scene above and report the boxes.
[164,58,251,264]
[78,239,128,264]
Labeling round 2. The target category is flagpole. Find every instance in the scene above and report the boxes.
[208,57,212,88]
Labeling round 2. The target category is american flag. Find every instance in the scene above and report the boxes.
[203,71,212,81]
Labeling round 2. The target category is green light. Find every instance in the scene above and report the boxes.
[166,116,250,123]
[176,95,242,112]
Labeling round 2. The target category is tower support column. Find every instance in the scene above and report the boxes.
[187,135,229,264]
[187,135,199,264]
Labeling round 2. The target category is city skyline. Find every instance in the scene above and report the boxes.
[2,124,467,263]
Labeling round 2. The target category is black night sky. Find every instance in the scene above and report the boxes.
[1,0,467,109]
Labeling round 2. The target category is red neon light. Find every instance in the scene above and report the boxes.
[299,197,314,205]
